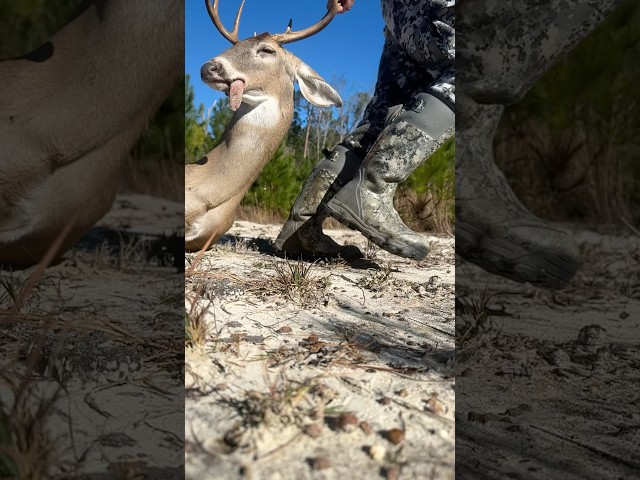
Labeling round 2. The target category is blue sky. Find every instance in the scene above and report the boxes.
[185,0,386,112]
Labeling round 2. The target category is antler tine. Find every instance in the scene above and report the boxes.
[272,0,339,45]
[205,0,246,44]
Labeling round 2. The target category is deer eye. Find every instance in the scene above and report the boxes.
[257,46,276,56]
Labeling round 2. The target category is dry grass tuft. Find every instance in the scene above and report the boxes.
[455,288,505,348]
[185,284,212,347]
[253,259,330,307]
[357,263,395,292]
[0,322,62,479]
[0,376,61,480]
[395,189,453,234]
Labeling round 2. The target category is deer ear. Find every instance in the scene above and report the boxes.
[295,61,342,108]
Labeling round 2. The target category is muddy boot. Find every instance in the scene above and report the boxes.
[275,145,364,259]
[456,94,579,288]
[325,93,454,260]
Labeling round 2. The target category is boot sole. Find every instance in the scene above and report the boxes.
[275,222,364,261]
[457,221,579,289]
[326,200,429,261]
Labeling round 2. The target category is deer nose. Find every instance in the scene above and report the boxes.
[201,61,222,81]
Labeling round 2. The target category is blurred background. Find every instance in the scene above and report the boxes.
[0,0,185,203]
[494,0,640,231]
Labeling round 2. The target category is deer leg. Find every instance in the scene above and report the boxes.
[185,194,242,252]
[455,0,622,288]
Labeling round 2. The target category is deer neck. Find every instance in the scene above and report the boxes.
[213,93,293,189]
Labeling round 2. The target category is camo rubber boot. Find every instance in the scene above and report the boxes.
[456,94,579,288]
[457,0,622,288]
[325,93,454,260]
[274,145,364,259]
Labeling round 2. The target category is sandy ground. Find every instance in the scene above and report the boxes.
[0,194,184,479]
[455,227,640,478]
[185,221,455,480]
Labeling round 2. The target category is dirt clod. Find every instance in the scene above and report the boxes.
[311,456,332,470]
[360,421,373,435]
[336,413,359,433]
[304,423,323,438]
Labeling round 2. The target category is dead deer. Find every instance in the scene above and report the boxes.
[0,0,182,266]
[185,0,342,251]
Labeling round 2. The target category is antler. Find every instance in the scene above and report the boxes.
[205,0,245,44]
[272,0,339,44]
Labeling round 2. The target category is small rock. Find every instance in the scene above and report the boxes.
[425,396,446,415]
[311,456,331,470]
[304,423,323,438]
[308,342,327,353]
[505,403,532,417]
[386,428,405,445]
[360,421,373,435]
[467,412,496,424]
[396,388,409,398]
[277,326,292,334]
[379,397,391,406]
[369,444,386,462]
[337,413,359,433]
[384,465,400,480]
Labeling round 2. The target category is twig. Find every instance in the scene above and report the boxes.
[620,217,640,237]
[529,424,640,470]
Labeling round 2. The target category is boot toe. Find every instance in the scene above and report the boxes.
[457,221,579,289]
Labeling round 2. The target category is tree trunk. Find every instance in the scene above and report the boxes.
[303,104,313,159]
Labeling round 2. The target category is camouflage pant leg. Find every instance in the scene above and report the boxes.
[344,0,455,156]
[458,0,624,104]
[285,1,455,223]
[382,0,455,106]
[341,29,433,160]
[355,0,456,185]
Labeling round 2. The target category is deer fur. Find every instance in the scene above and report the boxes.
[185,34,342,251]
[0,0,182,266]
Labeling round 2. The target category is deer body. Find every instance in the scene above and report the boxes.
[0,0,182,266]
[185,83,293,250]
[185,1,342,251]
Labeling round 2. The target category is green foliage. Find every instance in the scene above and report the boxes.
[243,143,315,217]
[208,97,233,146]
[185,75,217,163]
[404,137,455,197]
[400,136,456,227]
[132,80,185,162]
[501,0,640,223]
[514,0,640,140]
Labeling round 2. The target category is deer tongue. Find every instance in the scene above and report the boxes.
[228,79,244,111]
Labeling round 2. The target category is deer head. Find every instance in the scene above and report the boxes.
[200,0,342,113]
